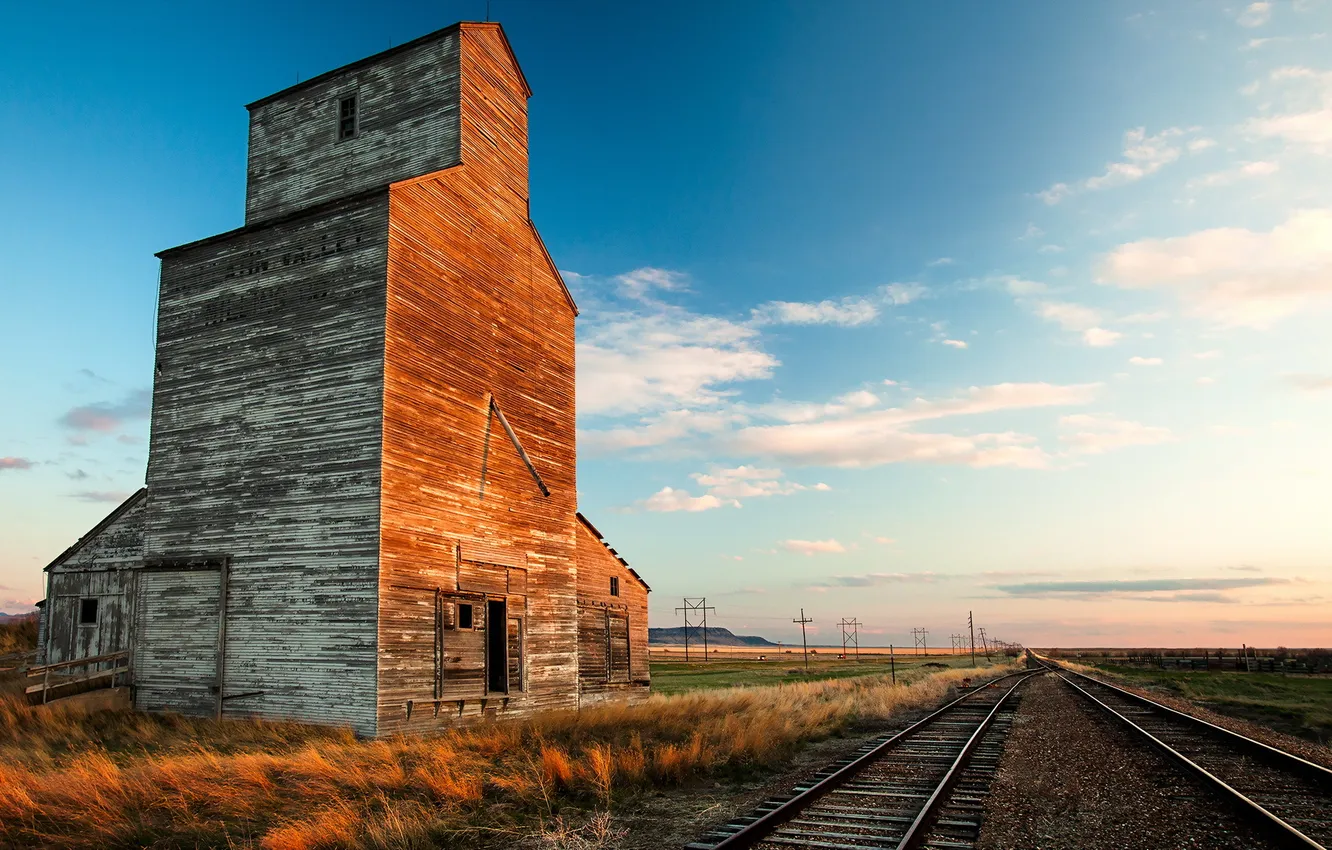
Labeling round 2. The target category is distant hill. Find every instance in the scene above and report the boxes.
[0,612,36,623]
[649,626,778,647]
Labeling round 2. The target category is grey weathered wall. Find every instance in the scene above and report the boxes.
[146,193,389,735]
[44,492,146,665]
[133,568,220,715]
[244,30,461,225]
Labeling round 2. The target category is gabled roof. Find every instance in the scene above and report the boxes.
[45,488,147,572]
[246,22,530,111]
[576,511,650,592]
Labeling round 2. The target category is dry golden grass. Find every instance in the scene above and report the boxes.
[0,664,1013,848]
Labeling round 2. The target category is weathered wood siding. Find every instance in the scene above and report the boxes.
[44,491,146,665]
[575,517,650,705]
[244,29,461,226]
[376,23,579,734]
[147,194,388,735]
[133,568,220,715]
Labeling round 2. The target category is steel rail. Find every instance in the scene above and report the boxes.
[1059,672,1326,850]
[700,667,1039,850]
[894,674,1031,849]
[1058,665,1332,789]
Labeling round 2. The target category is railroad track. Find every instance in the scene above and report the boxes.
[685,668,1039,850]
[1056,665,1332,849]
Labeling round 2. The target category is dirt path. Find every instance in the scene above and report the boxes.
[976,673,1274,850]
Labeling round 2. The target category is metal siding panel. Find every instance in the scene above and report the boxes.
[245,32,461,224]
[147,194,387,736]
[133,570,220,715]
[376,25,579,735]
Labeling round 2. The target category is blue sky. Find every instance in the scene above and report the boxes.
[3,0,1331,647]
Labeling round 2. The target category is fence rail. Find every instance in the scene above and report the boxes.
[25,651,129,705]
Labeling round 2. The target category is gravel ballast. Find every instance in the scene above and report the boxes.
[976,672,1276,850]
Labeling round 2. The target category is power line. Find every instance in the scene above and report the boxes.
[674,598,716,663]
[838,617,862,662]
[911,627,929,657]
[969,610,976,667]
[793,609,814,673]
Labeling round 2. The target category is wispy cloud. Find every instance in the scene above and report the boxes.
[58,389,151,434]
[634,466,829,512]
[70,490,132,504]
[1100,209,1332,328]
[781,539,847,556]
[1128,356,1164,366]
[718,382,1100,469]
[1059,414,1174,455]
[1287,373,1332,392]
[751,297,880,327]
[0,457,35,471]
[1037,127,1193,204]
[810,571,940,588]
[997,577,1287,597]
[941,339,968,349]
[1237,1,1272,28]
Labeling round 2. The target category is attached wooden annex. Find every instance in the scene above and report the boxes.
[36,22,650,735]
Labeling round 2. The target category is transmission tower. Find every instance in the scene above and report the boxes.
[838,617,862,662]
[674,598,716,663]
[911,627,929,656]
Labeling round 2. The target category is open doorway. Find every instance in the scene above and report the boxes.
[486,599,508,693]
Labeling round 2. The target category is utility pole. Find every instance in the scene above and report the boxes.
[912,627,929,657]
[969,611,976,667]
[838,617,862,662]
[889,644,896,685]
[793,609,814,674]
[675,598,716,663]
[978,627,992,661]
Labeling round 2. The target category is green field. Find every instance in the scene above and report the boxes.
[650,654,1004,695]
[1085,662,1332,744]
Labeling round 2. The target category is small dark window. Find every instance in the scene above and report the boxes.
[610,576,620,597]
[457,603,474,630]
[337,93,358,141]
[78,598,98,625]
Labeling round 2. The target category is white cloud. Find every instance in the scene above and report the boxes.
[1197,376,1218,385]
[872,536,896,544]
[1129,356,1164,366]
[616,267,689,300]
[1188,137,1218,152]
[1026,300,1123,347]
[1000,276,1048,295]
[881,282,927,305]
[750,283,924,328]
[1038,301,1102,331]
[1187,160,1280,189]
[758,389,881,424]
[578,312,776,416]
[1020,223,1045,240]
[1059,414,1174,454]
[1038,127,1190,204]
[942,339,968,349]
[1288,373,1332,391]
[580,409,745,455]
[723,382,1100,469]
[1099,209,1332,327]
[1083,328,1123,347]
[1246,67,1332,154]
[638,486,726,513]
[1193,350,1223,360]
[636,466,831,512]
[1237,1,1272,27]
[1037,244,1065,254]
[781,539,846,556]
[927,257,955,267]
[751,297,879,327]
